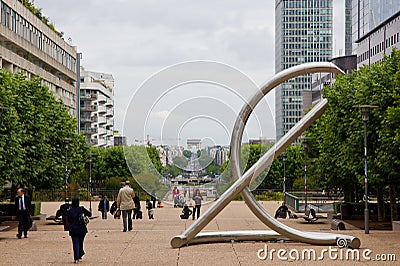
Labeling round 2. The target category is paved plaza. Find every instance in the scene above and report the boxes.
[1,201,399,265]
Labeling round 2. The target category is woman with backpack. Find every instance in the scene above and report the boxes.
[67,198,91,264]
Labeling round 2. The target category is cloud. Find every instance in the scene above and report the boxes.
[149,110,171,119]
[34,0,277,142]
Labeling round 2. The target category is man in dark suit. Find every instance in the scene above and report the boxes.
[98,195,110,219]
[15,188,32,239]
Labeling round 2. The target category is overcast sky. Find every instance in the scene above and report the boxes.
[34,0,345,147]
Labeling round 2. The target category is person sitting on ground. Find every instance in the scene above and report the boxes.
[180,205,193,219]
[274,202,291,219]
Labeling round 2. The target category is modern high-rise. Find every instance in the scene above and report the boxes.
[275,0,333,140]
[80,69,114,147]
[352,0,400,52]
[0,0,78,115]
[352,1,400,68]
[344,0,353,56]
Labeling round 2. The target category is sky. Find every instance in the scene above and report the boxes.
[34,0,345,147]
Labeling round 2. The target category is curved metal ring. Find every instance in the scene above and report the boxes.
[230,62,360,248]
[171,62,360,249]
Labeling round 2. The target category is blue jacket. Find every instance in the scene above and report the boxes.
[67,206,91,236]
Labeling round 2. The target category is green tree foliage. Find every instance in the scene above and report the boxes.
[307,49,400,217]
[219,143,283,193]
[85,145,163,195]
[0,70,86,190]
[183,149,192,159]
[170,156,187,169]
[262,144,304,190]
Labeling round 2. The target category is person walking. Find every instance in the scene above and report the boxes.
[15,188,32,239]
[192,189,203,220]
[117,180,135,232]
[146,198,154,219]
[67,198,91,263]
[133,192,141,219]
[151,190,157,210]
[98,195,110,220]
[172,186,180,208]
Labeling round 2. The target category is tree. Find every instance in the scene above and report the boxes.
[0,70,86,191]
[183,150,192,159]
[262,144,304,191]
[307,49,400,221]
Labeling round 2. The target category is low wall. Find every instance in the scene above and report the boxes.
[393,221,400,231]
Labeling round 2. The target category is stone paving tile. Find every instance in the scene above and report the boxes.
[0,201,399,265]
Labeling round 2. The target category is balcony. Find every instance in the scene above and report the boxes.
[98,127,107,135]
[81,116,91,122]
[98,95,106,103]
[81,127,98,134]
[107,129,114,136]
[105,99,113,107]
[89,138,98,145]
[81,105,98,111]
[98,105,106,114]
[81,93,98,100]
[105,109,114,117]
[97,117,107,124]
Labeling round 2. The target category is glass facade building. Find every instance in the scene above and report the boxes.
[275,0,333,140]
[352,0,400,52]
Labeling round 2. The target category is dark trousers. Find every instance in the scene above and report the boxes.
[71,233,86,261]
[133,208,140,219]
[17,210,30,237]
[121,209,132,231]
[101,210,107,219]
[192,205,201,219]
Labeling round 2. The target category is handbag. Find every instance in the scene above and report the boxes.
[28,216,33,228]
[79,207,89,225]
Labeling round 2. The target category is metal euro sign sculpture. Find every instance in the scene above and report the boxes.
[171,62,361,249]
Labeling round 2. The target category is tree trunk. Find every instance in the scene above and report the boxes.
[376,184,385,222]
[354,178,359,203]
[389,183,398,221]
[343,185,352,202]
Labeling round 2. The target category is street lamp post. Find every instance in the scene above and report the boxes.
[88,153,94,213]
[354,105,378,234]
[64,138,71,201]
[302,137,308,212]
[282,153,287,203]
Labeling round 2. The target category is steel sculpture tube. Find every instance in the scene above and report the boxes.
[171,62,361,249]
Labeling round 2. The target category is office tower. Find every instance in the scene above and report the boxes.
[352,1,400,68]
[275,0,333,140]
[352,0,400,52]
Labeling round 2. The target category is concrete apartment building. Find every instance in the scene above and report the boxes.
[207,145,228,166]
[0,0,78,115]
[80,69,114,147]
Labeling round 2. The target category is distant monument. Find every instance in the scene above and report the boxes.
[187,139,201,151]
